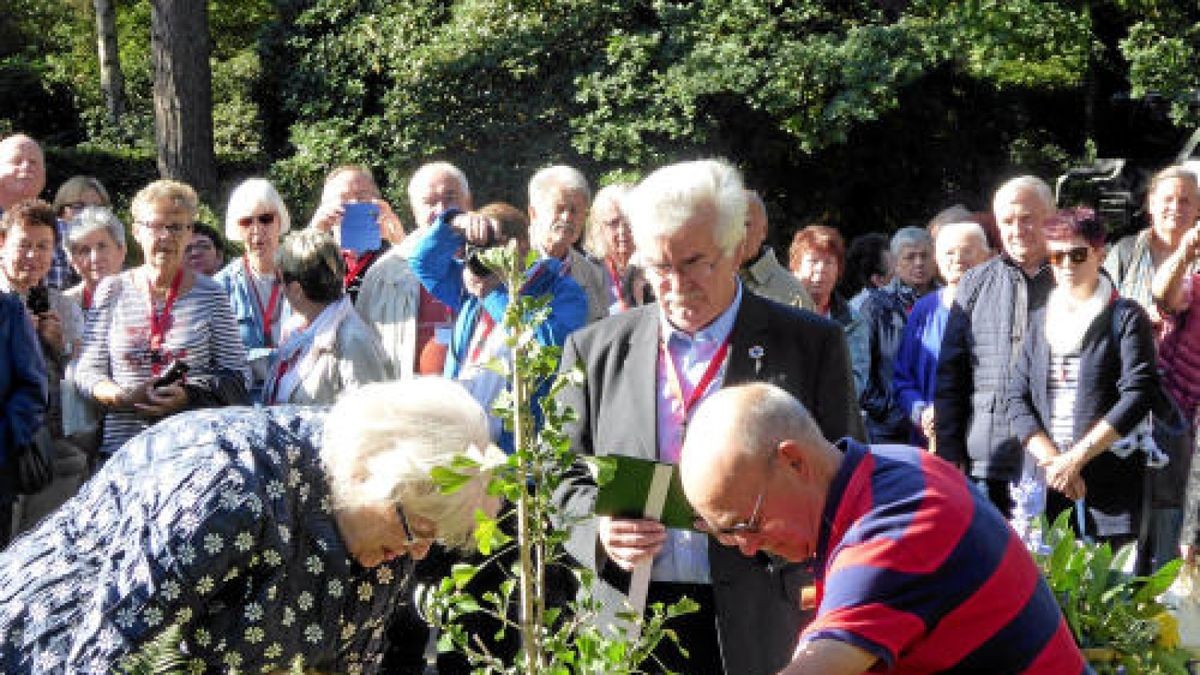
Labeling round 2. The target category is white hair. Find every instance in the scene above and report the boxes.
[224,178,292,242]
[890,226,933,256]
[66,205,126,249]
[623,158,747,258]
[321,378,495,549]
[992,175,1054,215]
[584,183,632,259]
[528,165,591,208]
[408,161,470,205]
[935,221,990,252]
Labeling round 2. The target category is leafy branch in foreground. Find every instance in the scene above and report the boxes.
[426,243,695,673]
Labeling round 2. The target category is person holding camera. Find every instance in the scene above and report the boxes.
[74,180,250,459]
[308,165,406,303]
[409,202,587,442]
[0,199,88,537]
[261,230,391,405]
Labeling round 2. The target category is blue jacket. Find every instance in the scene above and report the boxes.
[0,291,47,468]
[892,290,949,444]
[409,211,588,379]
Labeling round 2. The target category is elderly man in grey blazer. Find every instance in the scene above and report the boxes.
[554,159,865,675]
[528,165,609,324]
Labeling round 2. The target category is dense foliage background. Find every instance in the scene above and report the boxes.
[3,0,1199,245]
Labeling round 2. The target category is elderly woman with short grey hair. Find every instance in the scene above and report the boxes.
[0,377,500,673]
[74,179,250,458]
[584,184,637,314]
[215,178,294,398]
[63,205,126,312]
[262,229,391,405]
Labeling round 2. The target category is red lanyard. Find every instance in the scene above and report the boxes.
[82,286,93,311]
[243,257,282,347]
[146,267,184,355]
[606,258,627,311]
[264,348,304,405]
[342,249,378,289]
[660,336,732,420]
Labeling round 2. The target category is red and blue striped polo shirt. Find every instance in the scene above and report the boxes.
[800,440,1087,673]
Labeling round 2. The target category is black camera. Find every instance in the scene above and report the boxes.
[464,232,498,278]
[152,360,190,389]
[25,286,50,315]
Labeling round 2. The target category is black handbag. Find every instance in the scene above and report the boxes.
[11,427,55,495]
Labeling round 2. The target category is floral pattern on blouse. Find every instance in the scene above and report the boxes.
[0,405,412,674]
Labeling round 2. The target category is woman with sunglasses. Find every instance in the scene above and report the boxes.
[1007,207,1160,553]
[0,378,501,673]
[74,180,250,459]
[215,178,293,401]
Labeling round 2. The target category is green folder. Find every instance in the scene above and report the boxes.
[590,455,697,530]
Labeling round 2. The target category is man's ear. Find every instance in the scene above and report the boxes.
[777,439,810,478]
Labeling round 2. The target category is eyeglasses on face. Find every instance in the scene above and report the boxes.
[643,256,718,281]
[1048,246,1090,267]
[137,221,190,236]
[395,502,436,545]
[713,485,767,536]
[237,212,277,229]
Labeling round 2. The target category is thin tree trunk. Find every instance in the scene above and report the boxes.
[92,0,127,125]
[149,0,217,201]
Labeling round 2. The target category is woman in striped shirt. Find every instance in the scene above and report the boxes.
[74,180,250,457]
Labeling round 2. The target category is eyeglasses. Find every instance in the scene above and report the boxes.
[395,502,435,546]
[137,221,190,236]
[643,255,719,281]
[711,479,769,537]
[1048,246,1091,267]
[396,502,416,545]
[237,212,277,229]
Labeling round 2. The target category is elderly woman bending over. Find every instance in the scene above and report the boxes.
[262,230,391,405]
[0,378,499,673]
[73,179,250,458]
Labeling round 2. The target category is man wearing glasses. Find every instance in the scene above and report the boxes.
[679,383,1087,674]
[555,159,864,675]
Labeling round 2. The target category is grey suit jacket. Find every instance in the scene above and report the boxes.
[566,247,610,325]
[553,291,865,675]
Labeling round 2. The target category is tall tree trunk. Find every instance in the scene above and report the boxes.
[92,0,127,126]
[149,0,217,201]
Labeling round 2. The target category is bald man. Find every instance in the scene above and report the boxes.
[679,383,1087,675]
[739,190,814,311]
[0,134,76,289]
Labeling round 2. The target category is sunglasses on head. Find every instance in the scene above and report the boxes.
[1048,246,1091,266]
[237,212,277,228]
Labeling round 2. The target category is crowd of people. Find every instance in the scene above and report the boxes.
[0,127,1195,672]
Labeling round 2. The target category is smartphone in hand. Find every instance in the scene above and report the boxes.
[153,360,190,389]
[339,202,382,254]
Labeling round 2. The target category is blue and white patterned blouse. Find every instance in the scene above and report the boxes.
[0,406,412,674]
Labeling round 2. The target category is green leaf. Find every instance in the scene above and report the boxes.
[430,465,473,494]
[450,563,478,589]
[586,455,618,486]
[1134,558,1181,604]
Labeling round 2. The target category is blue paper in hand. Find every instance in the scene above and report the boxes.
[339,202,382,254]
